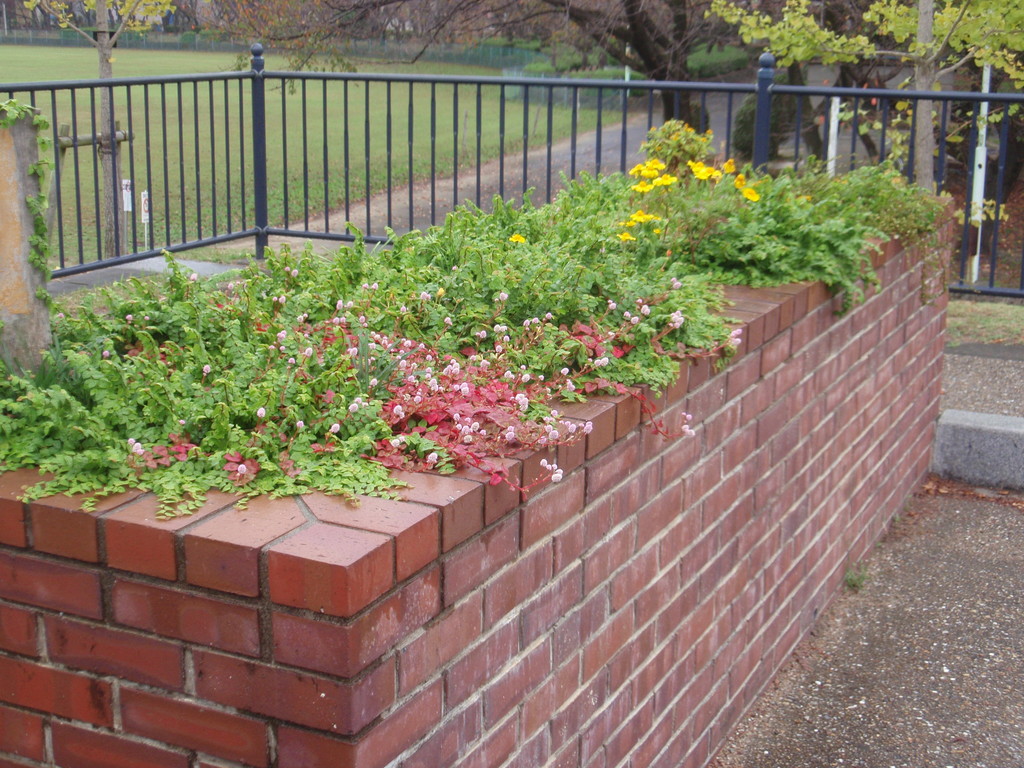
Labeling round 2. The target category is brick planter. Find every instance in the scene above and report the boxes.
[0,231,950,768]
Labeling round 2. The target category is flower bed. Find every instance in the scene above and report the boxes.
[0,228,950,767]
[0,122,950,767]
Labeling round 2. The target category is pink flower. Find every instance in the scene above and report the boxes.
[224,452,260,486]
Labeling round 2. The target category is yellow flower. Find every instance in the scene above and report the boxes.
[640,167,661,179]
[687,161,720,181]
[653,228,662,234]
[628,163,647,177]
[734,173,747,189]
[652,174,679,187]
[723,158,736,174]
[617,231,636,241]
[508,233,526,243]
[798,194,812,202]
[647,158,667,171]
[741,187,761,202]
[630,209,660,224]
[631,181,654,193]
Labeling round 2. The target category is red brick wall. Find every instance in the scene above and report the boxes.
[0,233,949,768]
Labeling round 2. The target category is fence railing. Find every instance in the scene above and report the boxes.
[3,44,1024,297]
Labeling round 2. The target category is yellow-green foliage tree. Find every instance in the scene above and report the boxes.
[23,0,176,257]
[710,0,1024,188]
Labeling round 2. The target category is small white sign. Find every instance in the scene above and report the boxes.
[140,190,150,224]
[121,179,133,212]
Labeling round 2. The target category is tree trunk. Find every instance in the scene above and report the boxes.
[95,0,123,259]
[913,0,937,190]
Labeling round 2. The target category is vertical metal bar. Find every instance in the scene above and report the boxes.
[408,81,414,231]
[364,81,371,233]
[906,96,918,183]
[453,83,459,209]
[301,78,309,230]
[522,83,529,198]
[386,80,393,227]
[176,82,186,243]
[546,85,554,201]
[958,100,981,283]
[879,98,890,163]
[281,82,289,228]
[791,95,803,170]
[238,77,248,232]
[570,86,578,180]
[752,52,776,171]
[595,88,603,176]
[106,82,121,257]
[699,91,708,133]
[725,93,736,159]
[646,90,655,130]
[849,95,860,171]
[322,79,329,231]
[126,85,138,252]
[160,84,171,245]
[250,43,269,256]
[620,83,629,173]
[936,100,950,193]
[192,80,202,240]
[430,82,437,225]
[223,79,232,235]
[475,83,482,207]
[988,105,1012,276]
[89,88,102,261]
[49,89,66,268]
[499,83,506,199]
[208,79,217,235]
[70,89,85,263]
[343,80,350,224]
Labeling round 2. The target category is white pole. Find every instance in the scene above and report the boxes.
[970,63,992,284]
[2,5,8,36]
[827,97,841,176]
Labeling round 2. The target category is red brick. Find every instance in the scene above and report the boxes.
[0,550,101,619]
[586,433,639,503]
[404,700,483,768]
[455,458,524,525]
[195,649,394,735]
[610,544,659,612]
[276,681,441,768]
[557,399,617,459]
[46,615,184,690]
[550,672,608,752]
[521,562,583,645]
[275,567,440,678]
[103,491,236,580]
[122,687,269,766]
[484,639,551,727]
[267,522,393,617]
[582,610,634,682]
[0,604,37,657]
[51,721,188,768]
[0,655,112,725]
[0,469,39,547]
[485,542,553,624]
[392,471,484,552]
[521,471,585,548]
[590,392,642,440]
[112,579,259,656]
[398,591,482,694]
[445,621,518,708]
[523,656,580,738]
[29,488,143,562]
[456,715,518,768]
[184,496,305,597]
[0,702,44,760]
[442,514,518,607]
[583,525,633,593]
[303,492,439,581]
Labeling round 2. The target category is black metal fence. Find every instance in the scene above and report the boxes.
[3,44,1024,297]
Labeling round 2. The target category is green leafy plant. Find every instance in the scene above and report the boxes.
[0,124,943,518]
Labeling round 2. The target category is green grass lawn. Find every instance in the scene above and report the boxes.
[1,45,604,269]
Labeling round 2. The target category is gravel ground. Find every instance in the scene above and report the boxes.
[710,484,1024,768]
[942,345,1024,419]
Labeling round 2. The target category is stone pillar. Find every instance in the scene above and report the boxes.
[0,113,52,373]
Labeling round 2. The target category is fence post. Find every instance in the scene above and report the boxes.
[752,52,775,171]
[250,42,269,258]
